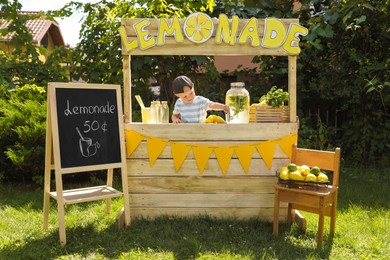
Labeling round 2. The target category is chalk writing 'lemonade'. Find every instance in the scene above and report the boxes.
[64,100,116,116]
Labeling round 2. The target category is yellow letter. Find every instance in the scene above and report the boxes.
[215,14,238,45]
[157,17,184,45]
[238,17,260,46]
[118,25,138,52]
[282,23,308,55]
[262,18,286,48]
[134,19,156,50]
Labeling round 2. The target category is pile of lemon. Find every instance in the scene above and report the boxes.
[279,163,329,183]
[204,115,226,124]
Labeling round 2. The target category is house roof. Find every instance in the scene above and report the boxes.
[0,11,65,46]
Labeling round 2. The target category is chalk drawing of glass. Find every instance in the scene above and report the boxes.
[76,127,100,157]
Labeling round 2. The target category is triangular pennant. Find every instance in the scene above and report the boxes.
[234,144,254,174]
[170,141,191,172]
[255,140,276,169]
[125,130,144,157]
[192,145,213,175]
[214,146,235,175]
[146,136,168,166]
[277,133,298,159]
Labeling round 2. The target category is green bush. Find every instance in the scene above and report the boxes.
[0,84,47,184]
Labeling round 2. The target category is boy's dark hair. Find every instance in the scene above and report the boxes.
[172,75,194,94]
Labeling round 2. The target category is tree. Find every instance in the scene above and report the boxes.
[296,0,389,164]
[0,0,70,183]
[0,1,70,86]
[57,0,220,117]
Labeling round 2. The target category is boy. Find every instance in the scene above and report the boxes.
[171,75,230,124]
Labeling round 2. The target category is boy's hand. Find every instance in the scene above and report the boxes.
[171,114,183,124]
[223,104,230,114]
[172,118,183,124]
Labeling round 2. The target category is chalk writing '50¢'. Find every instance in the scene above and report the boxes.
[64,100,116,116]
[83,120,108,133]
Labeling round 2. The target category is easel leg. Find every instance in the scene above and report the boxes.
[106,168,113,214]
[57,199,67,246]
[54,168,67,246]
[43,102,53,231]
[43,168,51,230]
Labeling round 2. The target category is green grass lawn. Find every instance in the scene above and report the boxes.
[0,166,389,260]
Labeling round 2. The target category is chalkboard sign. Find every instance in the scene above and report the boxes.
[44,83,131,246]
[49,83,123,170]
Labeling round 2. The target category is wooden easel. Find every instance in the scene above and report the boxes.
[43,83,130,246]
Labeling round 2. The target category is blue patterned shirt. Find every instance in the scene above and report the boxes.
[173,96,212,123]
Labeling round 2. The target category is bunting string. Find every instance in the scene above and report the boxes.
[125,130,297,175]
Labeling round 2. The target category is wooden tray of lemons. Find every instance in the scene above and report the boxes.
[277,163,330,186]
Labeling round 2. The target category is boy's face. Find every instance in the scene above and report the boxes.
[175,86,196,104]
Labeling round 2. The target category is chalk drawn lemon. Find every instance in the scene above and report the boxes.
[183,12,214,43]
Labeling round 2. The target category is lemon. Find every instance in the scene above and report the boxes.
[289,170,304,181]
[213,115,226,124]
[259,100,268,106]
[204,115,214,123]
[279,170,289,180]
[279,166,288,173]
[310,166,321,175]
[300,165,311,176]
[305,173,317,182]
[317,172,329,183]
[287,163,298,172]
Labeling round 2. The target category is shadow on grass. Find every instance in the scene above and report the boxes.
[337,166,390,210]
[0,215,334,260]
[0,183,43,211]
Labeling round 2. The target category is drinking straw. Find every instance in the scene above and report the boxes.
[135,95,145,108]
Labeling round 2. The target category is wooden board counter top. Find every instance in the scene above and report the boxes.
[124,123,296,220]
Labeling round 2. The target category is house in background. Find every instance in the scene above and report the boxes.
[0,11,65,62]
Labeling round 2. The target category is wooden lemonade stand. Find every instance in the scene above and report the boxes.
[119,14,308,222]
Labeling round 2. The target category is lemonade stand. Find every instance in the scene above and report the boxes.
[118,13,308,223]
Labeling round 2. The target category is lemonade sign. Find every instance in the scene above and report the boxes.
[119,13,308,55]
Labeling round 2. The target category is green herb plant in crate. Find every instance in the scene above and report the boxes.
[259,86,288,107]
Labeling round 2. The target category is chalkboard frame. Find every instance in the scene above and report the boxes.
[44,83,131,246]
[49,82,126,173]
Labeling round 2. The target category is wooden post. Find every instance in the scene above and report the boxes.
[288,55,297,123]
[123,55,131,123]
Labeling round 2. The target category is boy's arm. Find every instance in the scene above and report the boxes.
[209,102,230,114]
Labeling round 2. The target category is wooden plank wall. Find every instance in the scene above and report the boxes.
[126,123,295,221]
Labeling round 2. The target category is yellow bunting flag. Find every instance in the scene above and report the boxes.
[255,140,276,170]
[214,146,235,175]
[146,136,168,166]
[170,141,191,172]
[192,145,213,175]
[277,133,298,159]
[234,144,254,174]
[125,130,144,157]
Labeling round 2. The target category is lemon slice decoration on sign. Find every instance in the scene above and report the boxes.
[184,12,214,43]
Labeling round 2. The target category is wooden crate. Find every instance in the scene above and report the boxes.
[250,106,289,123]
